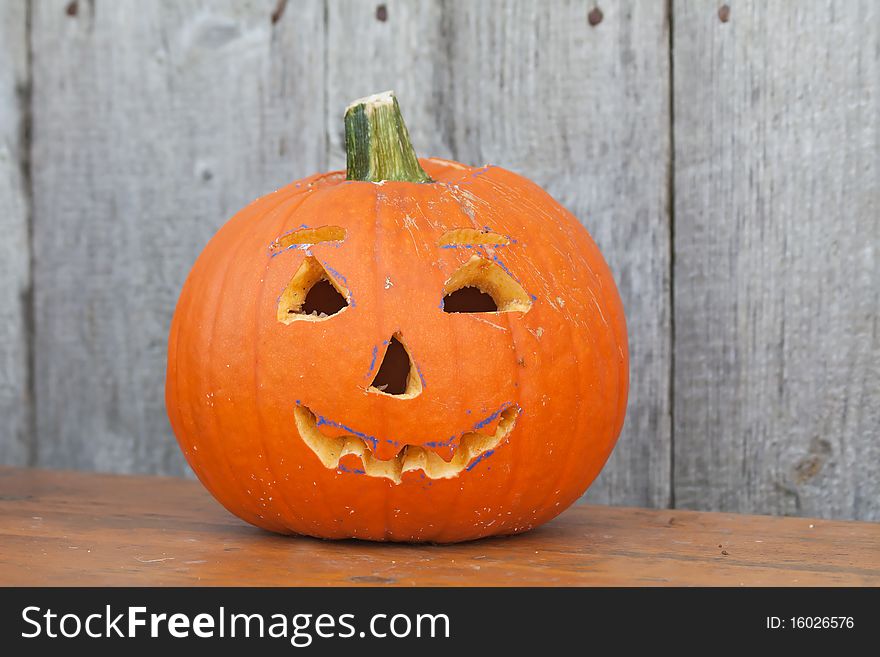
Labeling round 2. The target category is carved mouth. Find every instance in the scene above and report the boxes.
[293,405,520,484]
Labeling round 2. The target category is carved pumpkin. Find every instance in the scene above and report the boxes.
[166,92,628,542]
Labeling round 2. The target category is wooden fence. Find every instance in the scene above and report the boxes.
[0,0,876,520]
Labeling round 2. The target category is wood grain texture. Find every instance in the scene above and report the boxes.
[433,0,672,507]
[0,1,32,467]
[1,467,877,586]
[673,1,880,520]
[29,0,326,475]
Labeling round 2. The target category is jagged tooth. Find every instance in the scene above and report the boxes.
[360,443,402,484]
[449,439,473,469]
[340,436,366,459]
[494,408,518,437]
[395,445,409,473]
[402,446,426,473]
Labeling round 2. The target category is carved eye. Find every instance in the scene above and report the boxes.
[442,256,532,314]
[277,256,349,323]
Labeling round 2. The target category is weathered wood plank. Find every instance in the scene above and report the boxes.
[436,1,672,507]
[673,1,880,520]
[30,0,327,474]
[0,1,32,466]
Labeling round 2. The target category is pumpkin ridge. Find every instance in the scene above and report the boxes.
[170,184,308,518]
[228,186,317,524]
[199,189,310,533]
[252,223,311,534]
[370,182,396,541]
[465,167,598,528]
[271,187,355,532]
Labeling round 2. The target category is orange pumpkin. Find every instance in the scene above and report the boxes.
[166,92,628,542]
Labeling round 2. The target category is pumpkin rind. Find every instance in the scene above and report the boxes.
[166,97,628,543]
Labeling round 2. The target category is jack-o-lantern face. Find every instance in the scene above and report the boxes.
[278,223,531,484]
[167,93,628,542]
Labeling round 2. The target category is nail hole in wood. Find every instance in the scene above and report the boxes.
[271,0,287,24]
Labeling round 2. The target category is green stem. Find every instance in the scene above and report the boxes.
[344,91,431,183]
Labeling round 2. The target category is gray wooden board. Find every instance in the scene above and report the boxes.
[30,0,327,474]
[673,0,879,520]
[0,0,32,466]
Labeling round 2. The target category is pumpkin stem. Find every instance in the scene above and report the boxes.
[344,91,432,183]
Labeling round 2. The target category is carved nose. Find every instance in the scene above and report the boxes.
[368,334,422,398]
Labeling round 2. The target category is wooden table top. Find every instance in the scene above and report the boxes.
[0,467,877,586]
